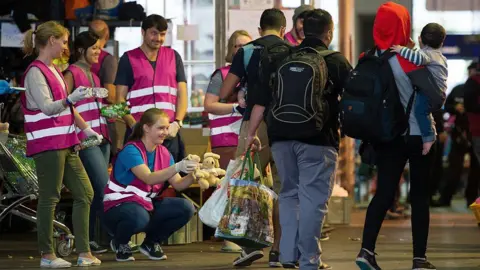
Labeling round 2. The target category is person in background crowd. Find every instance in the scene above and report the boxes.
[433,62,480,207]
[355,2,446,270]
[464,61,480,204]
[247,8,351,270]
[103,108,197,262]
[428,109,447,204]
[22,21,101,268]
[284,5,314,46]
[219,8,287,268]
[115,14,188,162]
[204,30,251,253]
[89,20,123,156]
[63,31,111,254]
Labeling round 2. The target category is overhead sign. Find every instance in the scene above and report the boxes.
[441,34,480,59]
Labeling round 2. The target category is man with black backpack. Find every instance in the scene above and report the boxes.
[246,9,352,270]
[218,8,288,268]
[344,2,446,270]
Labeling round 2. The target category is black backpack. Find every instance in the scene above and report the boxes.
[265,46,337,140]
[340,48,415,143]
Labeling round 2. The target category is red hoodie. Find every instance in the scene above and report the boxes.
[373,1,419,73]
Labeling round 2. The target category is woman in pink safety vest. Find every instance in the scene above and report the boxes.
[284,5,314,46]
[204,30,251,253]
[102,108,198,262]
[63,31,111,254]
[21,21,102,268]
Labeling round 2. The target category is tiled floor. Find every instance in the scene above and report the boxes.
[0,206,479,269]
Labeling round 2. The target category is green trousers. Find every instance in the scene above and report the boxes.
[33,148,93,255]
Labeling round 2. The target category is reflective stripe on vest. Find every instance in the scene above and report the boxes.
[127,47,178,122]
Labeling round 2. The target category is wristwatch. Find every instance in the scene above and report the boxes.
[175,119,183,127]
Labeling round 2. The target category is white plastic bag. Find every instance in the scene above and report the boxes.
[199,158,243,228]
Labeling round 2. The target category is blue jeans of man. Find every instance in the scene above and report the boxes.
[104,198,195,245]
[271,141,337,270]
[79,143,110,240]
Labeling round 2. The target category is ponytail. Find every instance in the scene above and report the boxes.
[23,29,35,56]
[128,122,144,142]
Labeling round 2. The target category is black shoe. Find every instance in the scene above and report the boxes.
[89,241,107,254]
[139,242,167,260]
[115,243,135,262]
[412,258,436,270]
[268,250,282,268]
[356,249,381,270]
[233,249,264,267]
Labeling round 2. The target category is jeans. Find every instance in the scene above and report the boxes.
[124,127,186,162]
[104,198,195,246]
[362,136,432,258]
[34,148,93,254]
[271,141,337,270]
[79,143,110,240]
[415,93,435,143]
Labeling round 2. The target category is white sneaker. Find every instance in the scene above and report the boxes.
[77,256,101,267]
[40,258,72,268]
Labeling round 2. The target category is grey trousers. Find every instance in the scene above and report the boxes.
[271,141,337,270]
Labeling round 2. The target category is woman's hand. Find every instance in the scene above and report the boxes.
[82,127,103,142]
[174,159,199,174]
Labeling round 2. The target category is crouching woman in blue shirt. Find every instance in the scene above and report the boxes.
[103,108,199,262]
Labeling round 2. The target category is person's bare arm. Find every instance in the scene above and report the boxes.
[102,55,118,103]
[204,93,236,115]
[175,82,188,121]
[116,84,136,128]
[73,107,89,130]
[63,71,74,94]
[168,173,196,191]
[131,163,179,186]
[219,73,241,100]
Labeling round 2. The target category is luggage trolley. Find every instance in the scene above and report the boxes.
[0,132,75,257]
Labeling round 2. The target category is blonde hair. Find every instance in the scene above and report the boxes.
[225,30,251,63]
[23,21,70,56]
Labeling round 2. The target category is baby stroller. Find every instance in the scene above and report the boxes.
[0,132,74,257]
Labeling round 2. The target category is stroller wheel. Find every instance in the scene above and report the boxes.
[57,239,73,257]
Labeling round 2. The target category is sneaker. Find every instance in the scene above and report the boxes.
[115,244,135,262]
[282,262,332,269]
[139,242,167,260]
[89,241,107,254]
[40,258,72,268]
[77,256,101,267]
[268,250,282,267]
[412,258,436,270]
[320,232,330,241]
[233,249,264,267]
[221,241,243,253]
[355,249,381,270]
[110,240,139,253]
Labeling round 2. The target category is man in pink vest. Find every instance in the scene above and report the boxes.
[115,14,187,162]
[284,5,314,46]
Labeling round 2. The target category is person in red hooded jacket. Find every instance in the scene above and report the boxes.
[355,2,445,270]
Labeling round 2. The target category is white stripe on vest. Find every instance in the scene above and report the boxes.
[210,119,242,136]
[24,109,72,123]
[75,118,108,133]
[26,124,76,140]
[127,85,178,100]
[104,180,158,203]
[75,101,104,114]
[129,102,176,115]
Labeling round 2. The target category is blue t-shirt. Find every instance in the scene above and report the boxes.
[114,145,175,186]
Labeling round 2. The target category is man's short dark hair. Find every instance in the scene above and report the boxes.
[468,61,479,71]
[259,8,286,31]
[303,9,333,38]
[420,23,446,49]
[142,14,168,32]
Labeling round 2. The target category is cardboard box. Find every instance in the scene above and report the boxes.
[326,196,353,225]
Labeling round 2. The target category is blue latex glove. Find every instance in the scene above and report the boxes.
[0,80,15,95]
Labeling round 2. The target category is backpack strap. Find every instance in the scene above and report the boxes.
[242,43,255,73]
[317,49,339,58]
